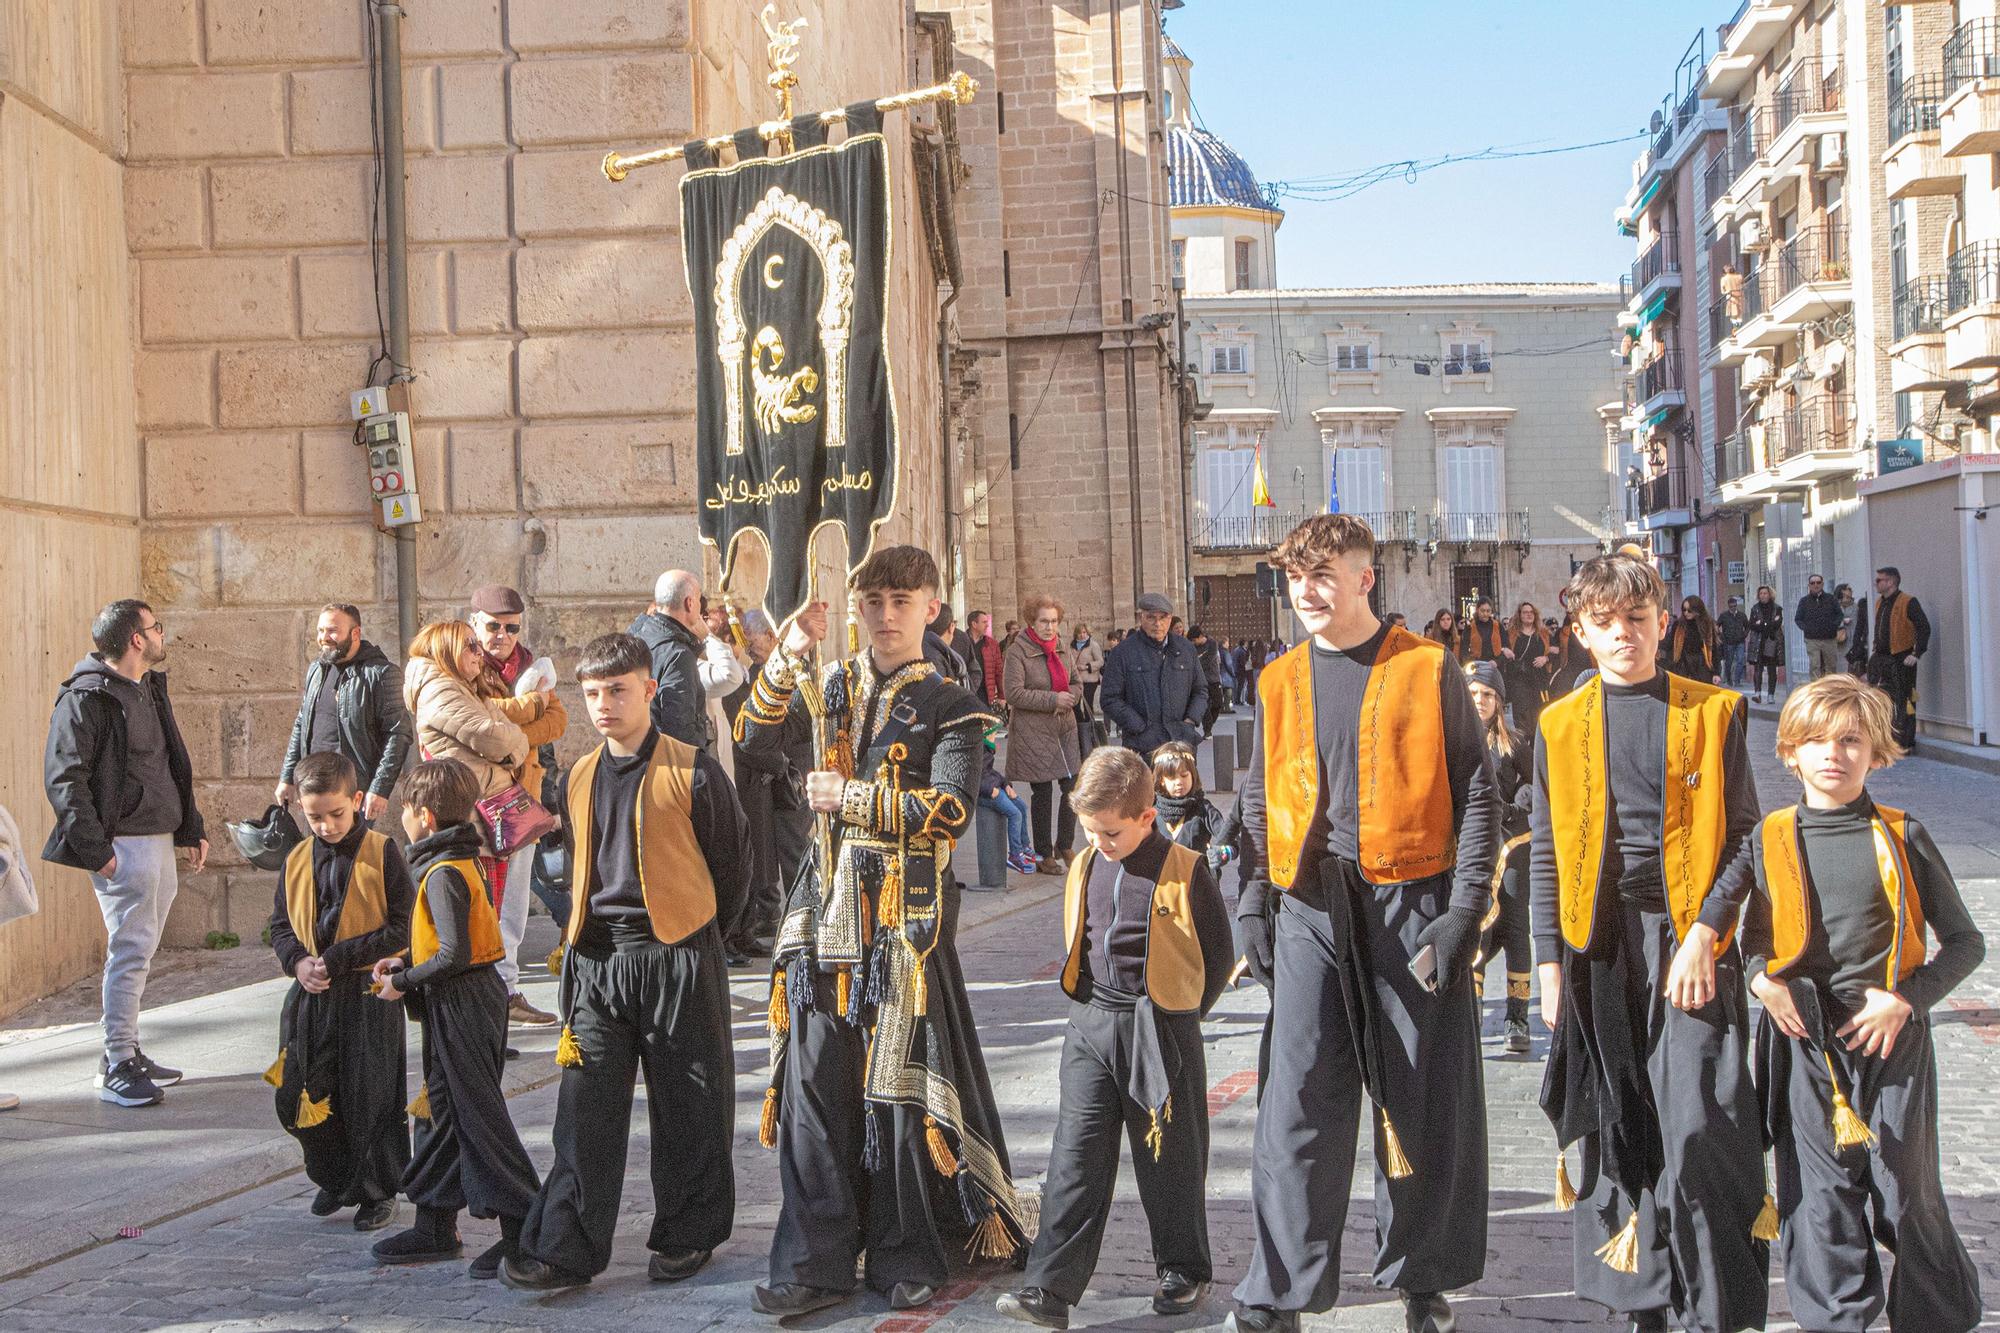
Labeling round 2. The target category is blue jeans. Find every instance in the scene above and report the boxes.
[1721,642,1747,688]
[981,790,1031,857]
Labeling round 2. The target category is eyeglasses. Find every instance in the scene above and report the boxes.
[140,619,165,638]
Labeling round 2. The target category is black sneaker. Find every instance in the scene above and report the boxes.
[353,1199,398,1232]
[647,1247,712,1283]
[468,1237,510,1279]
[751,1282,847,1317]
[133,1048,183,1087]
[97,1057,164,1108]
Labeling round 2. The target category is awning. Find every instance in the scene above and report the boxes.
[1633,174,1663,215]
[1637,291,1670,327]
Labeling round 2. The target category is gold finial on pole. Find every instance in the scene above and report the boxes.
[761,4,808,124]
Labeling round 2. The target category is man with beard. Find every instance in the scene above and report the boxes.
[278,603,414,826]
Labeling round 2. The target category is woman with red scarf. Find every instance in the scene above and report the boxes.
[1000,595,1083,875]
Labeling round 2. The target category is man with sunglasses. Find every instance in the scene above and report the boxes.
[42,599,208,1108]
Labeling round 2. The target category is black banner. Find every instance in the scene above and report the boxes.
[680,113,897,622]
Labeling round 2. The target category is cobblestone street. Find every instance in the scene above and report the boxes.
[1,717,1996,1330]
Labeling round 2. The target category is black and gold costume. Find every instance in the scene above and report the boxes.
[266,826,413,1209]
[737,648,1026,1296]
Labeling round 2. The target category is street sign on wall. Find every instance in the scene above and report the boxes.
[1727,559,1745,586]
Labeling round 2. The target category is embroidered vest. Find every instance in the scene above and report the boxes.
[1060,842,1206,1014]
[283,832,389,966]
[411,856,504,968]
[1758,804,1926,985]
[1260,627,1455,889]
[564,734,718,947]
[1540,673,1739,953]
[1877,592,1917,656]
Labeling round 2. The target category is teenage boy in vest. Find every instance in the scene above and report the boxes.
[1531,549,1768,1333]
[369,758,542,1276]
[265,751,413,1233]
[501,632,749,1292]
[739,546,1028,1319]
[1745,676,1984,1333]
[1228,514,1499,1333]
[996,747,1232,1329]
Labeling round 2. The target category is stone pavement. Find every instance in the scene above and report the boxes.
[1,709,1997,1330]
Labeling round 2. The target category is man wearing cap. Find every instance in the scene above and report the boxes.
[1716,594,1750,691]
[1099,593,1209,755]
[469,584,563,1028]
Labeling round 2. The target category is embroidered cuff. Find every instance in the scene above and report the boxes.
[840,780,880,830]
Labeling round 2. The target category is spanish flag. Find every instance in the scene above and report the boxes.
[1251,443,1275,508]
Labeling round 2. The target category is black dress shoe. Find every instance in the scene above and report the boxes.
[995,1287,1070,1328]
[309,1188,341,1217]
[1154,1270,1206,1315]
[648,1247,713,1283]
[352,1199,397,1232]
[468,1238,509,1279]
[752,1282,847,1317]
[1225,1307,1299,1333]
[888,1281,935,1310]
[500,1254,591,1291]
[1401,1289,1455,1333]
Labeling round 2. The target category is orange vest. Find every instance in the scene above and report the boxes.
[1758,803,1926,985]
[1540,673,1740,953]
[1876,592,1917,656]
[1465,618,1505,661]
[563,734,718,947]
[1059,842,1207,1013]
[412,855,505,969]
[1259,627,1455,889]
[283,832,390,968]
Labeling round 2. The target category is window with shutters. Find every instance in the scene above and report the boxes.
[1437,320,1496,394]
[1323,325,1382,396]
[1234,238,1255,290]
[1335,446,1387,514]
[1210,343,1246,374]
[1442,444,1500,520]
[1334,342,1372,371]
[1172,239,1186,285]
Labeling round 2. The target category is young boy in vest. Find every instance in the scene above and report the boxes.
[996,747,1232,1329]
[1228,514,1498,1333]
[501,632,749,1292]
[265,751,413,1232]
[369,758,541,1274]
[1531,548,1768,1333]
[1745,676,1984,1332]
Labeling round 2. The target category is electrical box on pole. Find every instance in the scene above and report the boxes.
[353,384,423,530]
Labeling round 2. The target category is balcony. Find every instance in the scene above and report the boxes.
[1884,75,1956,199]
[1945,241,2000,370]
[1891,275,1954,393]
[1636,346,1686,417]
[1431,510,1530,546]
[1767,223,1852,327]
[1707,0,1810,101]
[1713,434,1754,486]
[1718,264,1782,358]
[1190,509,1422,554]
[1627,231,1682,317]
[1763,59,1844,184]
[1636,466,1694,531]
[1942,19,2000,156]
[1723,109,1769,206]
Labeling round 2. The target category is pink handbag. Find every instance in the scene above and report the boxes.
[475,783,558,858]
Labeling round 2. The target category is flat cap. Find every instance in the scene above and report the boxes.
[1135,592,1173,615]
[470,584,525,615]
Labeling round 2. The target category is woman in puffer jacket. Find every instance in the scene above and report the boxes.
[405,621,529,796]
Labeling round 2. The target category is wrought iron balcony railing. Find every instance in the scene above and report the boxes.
[1947,240,2000,313]
[1770,59,1841,140]
[1945,18,2000,99]
[1766,395,1857,463]
[1893,275,1951,342]
[1638,466,1690,516]
[1632,231,1680,294]
[1637,347,1685,403]
[1430,510,1530,545]
[1769,224,1850,304]
[1889,73,1948,143]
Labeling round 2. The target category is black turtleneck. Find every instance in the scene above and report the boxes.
[400,821,488,989]
[1745,793,1985,1017]
[587,729,659,923]
[1079,828,1232,1012]
[267,818,413,976]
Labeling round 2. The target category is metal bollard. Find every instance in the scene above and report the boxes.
[1210,733,1235,793]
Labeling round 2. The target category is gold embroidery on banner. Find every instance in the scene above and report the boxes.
[714,186,856,457]
[750,326,820,433]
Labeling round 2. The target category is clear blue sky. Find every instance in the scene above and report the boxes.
[1163,0,1725,288]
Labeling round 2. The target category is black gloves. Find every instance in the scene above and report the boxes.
[1415,906,1484,989]
[1234,879,1275,989]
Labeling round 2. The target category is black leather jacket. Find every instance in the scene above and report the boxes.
[280,641,414,799]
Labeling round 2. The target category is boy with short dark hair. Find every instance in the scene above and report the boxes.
[265,750,413,1233]
[1745,676,1984,1332]
[501,632,749,1292]
[997,747,1231,1329]
[368,758,541,1275]
[1531,547,1769,1332]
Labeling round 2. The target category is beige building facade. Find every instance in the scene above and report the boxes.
[0,0,968,1016]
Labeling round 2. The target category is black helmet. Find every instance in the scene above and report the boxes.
[229,804,304,871]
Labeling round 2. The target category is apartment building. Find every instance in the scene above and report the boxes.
[1619,0,1996,747]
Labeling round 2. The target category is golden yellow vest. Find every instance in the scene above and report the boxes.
[283,832,389,966]
[1758,804,1926,985]
[564,734,718,946]
[411,856,505,969]
[1877,593,1917,656]
[1540,673,1739,953]
[1060,842,1206,1014]
[1260,627,1454,889]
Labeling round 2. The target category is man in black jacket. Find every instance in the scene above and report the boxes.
[1795,574,1844,680]
[630,570,743,751]
[42,599,208,1109]
[1869,566,1933,752]
[276,604,413,823]
[1100,593,1208,754]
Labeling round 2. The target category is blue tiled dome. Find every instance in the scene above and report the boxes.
[1168,122,1276,213]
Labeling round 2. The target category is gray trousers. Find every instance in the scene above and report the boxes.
[90,834,179,1066]
[1805,638,1841,679]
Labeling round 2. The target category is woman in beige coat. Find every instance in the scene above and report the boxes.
[1001,594,1082,874]
[405,621,529,796]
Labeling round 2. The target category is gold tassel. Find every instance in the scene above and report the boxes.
[407,1083,431,1120]
[911,957,929,1016]
[924,1115,958,1177]
[555,1026,584,1068]
[294,1090,332,1129]
[1595,1211,1641,1274]
[545,945,564,978]
[1378,1107,1412,1180]
[836,967,852,1017]
[758,1086,780,1149]
[1162,1093,1173,1125]
[966,1209,1017,1261]
[262,1053,286,1089]
[877,865,904,930]
[1145,1107,1166,1163]
[1752,1192,1780,1242]
[767,970,789,1037]
[1823,1050,1875,1151]
[1555,1152,1578,1210]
